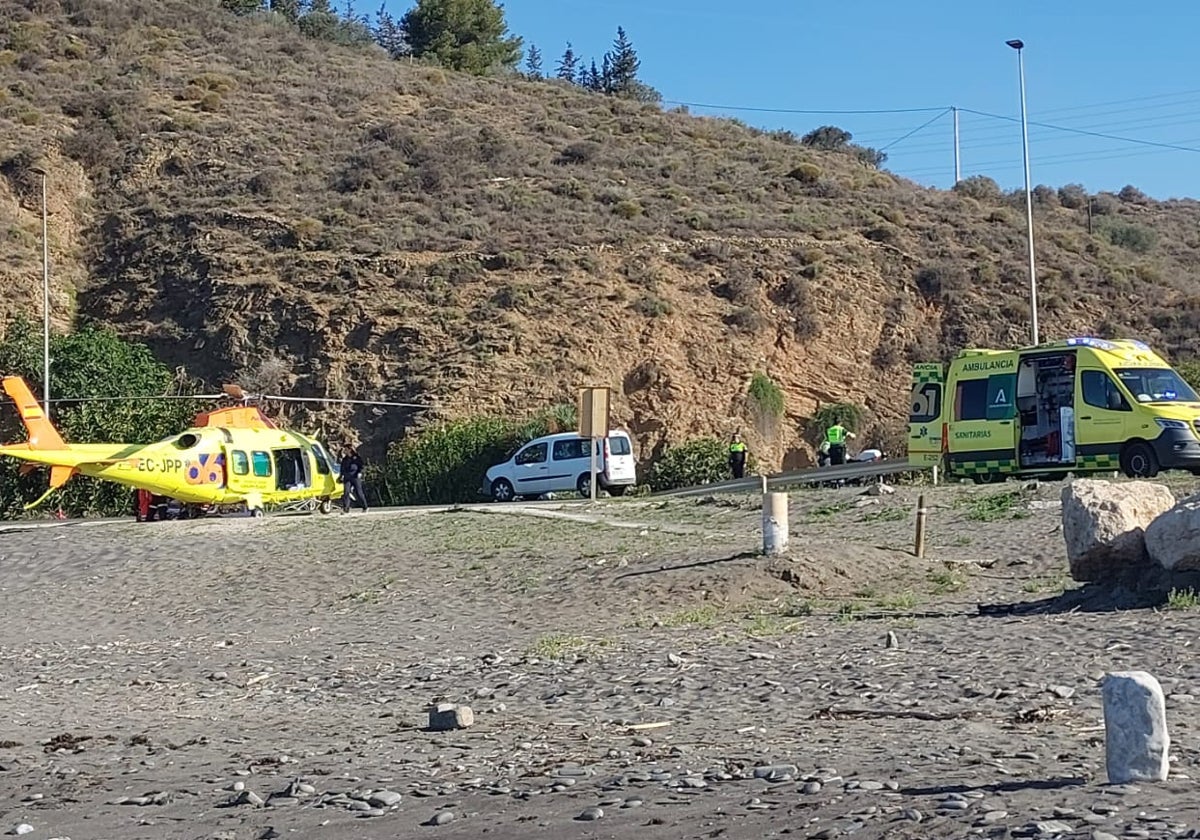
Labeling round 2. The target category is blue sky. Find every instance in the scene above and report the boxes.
[364,1,1200,200]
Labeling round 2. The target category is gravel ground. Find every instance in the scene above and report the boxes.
[2,477,1200,840]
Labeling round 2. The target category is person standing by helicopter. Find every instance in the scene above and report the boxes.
[340,446,368,513]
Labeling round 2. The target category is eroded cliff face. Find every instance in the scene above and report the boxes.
[0,148,90,335]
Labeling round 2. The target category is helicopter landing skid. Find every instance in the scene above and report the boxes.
[275,497,335,516]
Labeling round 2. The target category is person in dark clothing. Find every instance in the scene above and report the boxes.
[340,447,368,513]
[728,432,748,479]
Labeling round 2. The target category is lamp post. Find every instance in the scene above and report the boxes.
[1006,38,1039,346]
[31,165,50,420]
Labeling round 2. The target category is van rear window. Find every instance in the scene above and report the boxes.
[608,436,631,455]
[553,439,588,460]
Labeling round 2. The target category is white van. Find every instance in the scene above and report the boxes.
[482,430,638,501]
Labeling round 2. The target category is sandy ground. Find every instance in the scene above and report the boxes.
[2,476,1200,840]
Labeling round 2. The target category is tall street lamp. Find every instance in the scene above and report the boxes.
[1007,38,1039,346]
[30,162,50,420]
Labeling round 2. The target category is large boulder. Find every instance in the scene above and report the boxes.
[1144,494,1200,571]
[1061,479,1175,582]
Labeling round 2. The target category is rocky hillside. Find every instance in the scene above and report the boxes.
[3,0,1200,468]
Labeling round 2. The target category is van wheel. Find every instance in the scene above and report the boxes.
[491,478,515,502]
[607,485,628,497]
[577,473,593,498]
[1121,442,1159,478]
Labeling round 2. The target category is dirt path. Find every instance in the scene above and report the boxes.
[1,478,1199,839]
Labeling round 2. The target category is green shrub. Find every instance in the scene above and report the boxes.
[1118,184,1149,205]
[0,319,199,518]
[1099,219,1157,254]
[613,199,643,219]
[647,437,756,491]
[1058,183,1088,209]
[748,372,784,418]
[726,306,763,332]
[863,224,898,243]
[1091,193,1120,215]
[293,216,324,244]
[787,163,821,184]
[1175,360,1200,393]
[380,404,576,506]
[632,295,672,317]
[748,371,785,439]
[809,402,863,440]
[953,175,1002,202]
[1032,184,1059,207]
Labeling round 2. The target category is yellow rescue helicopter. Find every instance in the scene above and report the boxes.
[0,375,425,518]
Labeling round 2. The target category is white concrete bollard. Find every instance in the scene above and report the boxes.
[762,492,789,556]
[1102,670,1169,783]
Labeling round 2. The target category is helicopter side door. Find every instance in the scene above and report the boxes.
[222,445,254,496]
[222,441,276,500]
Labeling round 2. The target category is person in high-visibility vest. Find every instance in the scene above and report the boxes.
[824,422,856,466]
[728,432,748,479]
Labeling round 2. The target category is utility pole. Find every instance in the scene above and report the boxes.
[35,166,50,421]
[952,106,961,184]
[1007,39,1039,347]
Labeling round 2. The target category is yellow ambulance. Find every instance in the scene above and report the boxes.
[908,337,1200,483]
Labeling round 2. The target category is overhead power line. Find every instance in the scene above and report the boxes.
[861,103,1200,148]
[956,108,1200,154]
[901,139,1200,179]
[880,113,1200,157]
[656,86,1200,188]
[878,108,952,151]
[661,99,948,116]
[666,86,1200,129]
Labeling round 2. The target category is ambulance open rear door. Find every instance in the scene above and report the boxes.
[908,363,945,469]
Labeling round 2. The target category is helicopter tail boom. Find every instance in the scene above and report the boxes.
[2,376,67,450]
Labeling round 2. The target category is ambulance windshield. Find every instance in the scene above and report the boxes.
[1115,368,1199,403]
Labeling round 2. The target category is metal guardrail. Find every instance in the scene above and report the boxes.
[651,460,932,499]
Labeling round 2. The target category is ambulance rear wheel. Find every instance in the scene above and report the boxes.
[319,499,333,515]
[972,472,1002,485]
[1121,442,1159,478]
[249,507,265,518]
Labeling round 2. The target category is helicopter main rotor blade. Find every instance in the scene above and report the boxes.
[26,393,434,409]
[260,395,436,409]
[45,394,227,404]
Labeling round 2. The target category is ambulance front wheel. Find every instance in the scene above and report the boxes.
[249,507,265,518]
[1121,442,1159,479]
[319,498,333,515]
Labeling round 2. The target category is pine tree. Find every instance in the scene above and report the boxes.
[524,43,543,79]
[374,2,410,58]
[606,26,640,95]
[582,59,602,92]
[220,0,264,14]
[555,42,578,82]
[401,0,523,75]
[600,54,613,94]
[269,0,300,22]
